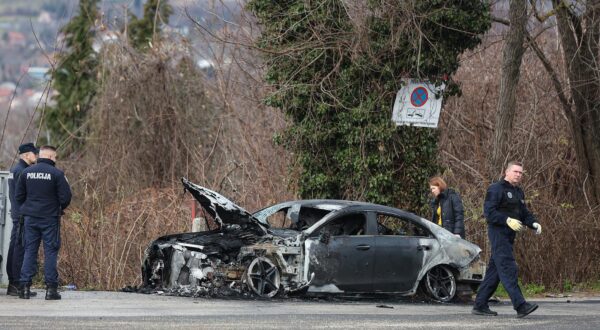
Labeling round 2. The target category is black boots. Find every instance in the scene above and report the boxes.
[15,284,37,298]
[517,302,539,318]
[6,283,19,296]
[19,285,31,299]
[45,286,61,300]
[472,306,498,316]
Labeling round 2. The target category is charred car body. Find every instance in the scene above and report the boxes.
[141,178,485,302]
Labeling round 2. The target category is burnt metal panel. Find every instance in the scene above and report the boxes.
[308,236,375,292]
[181,178,267,234]
[372,236,427,292]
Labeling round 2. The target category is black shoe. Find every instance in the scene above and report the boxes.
[517,302,538,318]
[6,283,19,296]
[16,287,37,297]
[472,306,498,316]
[45,287,61,300]
[19,285,31,299]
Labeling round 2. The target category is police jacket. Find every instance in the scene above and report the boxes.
[483,180,536,228]
[430,188,465,238]
[8,159,29,219]
[15,158,72,218]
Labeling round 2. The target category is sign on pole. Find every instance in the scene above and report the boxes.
[392,79,445,128]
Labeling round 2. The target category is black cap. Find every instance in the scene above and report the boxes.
[18,143,38,154]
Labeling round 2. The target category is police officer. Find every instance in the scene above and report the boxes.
[5,143,38,297]
[15,145,72,300]
[472,161,542,318]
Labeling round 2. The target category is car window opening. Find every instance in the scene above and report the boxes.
[317,213,366,236]
[265,206,333,230]
[377,214,431,237]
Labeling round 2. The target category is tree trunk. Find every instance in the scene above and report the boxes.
[491,0,528,175]
[553,0,600,205]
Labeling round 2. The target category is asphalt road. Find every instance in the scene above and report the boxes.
[1,290,599,329]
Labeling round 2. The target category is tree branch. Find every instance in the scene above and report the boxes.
[529,0,560,22]
[491,15,509,26]
[525,34,573,116]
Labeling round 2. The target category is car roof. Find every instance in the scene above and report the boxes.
[252,199,420,228]
[253,199,383,213]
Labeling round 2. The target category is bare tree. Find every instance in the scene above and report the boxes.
[491,0,528,174]
[549,0,600,205]
[515,0,600,205]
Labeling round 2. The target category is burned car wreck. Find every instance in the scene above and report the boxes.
[141,178,485,302]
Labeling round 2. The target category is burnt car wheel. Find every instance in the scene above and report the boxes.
[424,265,456,302]
[246,257,281,298]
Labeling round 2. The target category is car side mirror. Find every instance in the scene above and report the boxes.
[319,232,331,244]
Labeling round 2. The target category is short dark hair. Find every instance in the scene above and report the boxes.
[429,176,447,191]
[506,161,523,171]
[40,145,57,152]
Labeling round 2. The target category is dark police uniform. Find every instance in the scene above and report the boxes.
[16,158,71,291]
[6,158,29,292]
[474,179,537,311]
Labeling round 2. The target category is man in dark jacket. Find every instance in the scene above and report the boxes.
[16,145,72,300]
[5,143,38,296]
[472,161,542,318]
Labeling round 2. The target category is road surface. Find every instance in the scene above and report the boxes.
[1,290,598,329]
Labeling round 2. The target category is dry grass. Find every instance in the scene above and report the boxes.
[60,188,190,289]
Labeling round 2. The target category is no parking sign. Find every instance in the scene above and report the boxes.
[392,79,445,128]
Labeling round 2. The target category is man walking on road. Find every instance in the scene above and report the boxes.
[5,143,38,297]
[472,161,542,318]
[16,146,72,300]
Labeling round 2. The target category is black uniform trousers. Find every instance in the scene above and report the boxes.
[20,216,61,287]
[6,217,25,284]
[474,225,526,310]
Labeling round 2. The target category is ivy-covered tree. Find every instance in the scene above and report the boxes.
[46,0,99,151]
[128,0,172,50]
[247,0,490,212]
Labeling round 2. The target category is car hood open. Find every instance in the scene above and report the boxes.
[182,178,268,234]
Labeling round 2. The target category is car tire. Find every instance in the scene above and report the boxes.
[423,265,457,302]
[246,257,281,298]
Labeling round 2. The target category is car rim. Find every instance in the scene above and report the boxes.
[246,257,281,298]
[425,266,456,302]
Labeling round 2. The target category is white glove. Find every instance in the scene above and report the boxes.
[506,217,524,232]
[532,222,542,235]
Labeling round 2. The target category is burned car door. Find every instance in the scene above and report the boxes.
[305,211,374,292]
[373,212,435,293]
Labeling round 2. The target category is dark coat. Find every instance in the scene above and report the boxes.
[430,188,465,238]
[8,159,29,219]
[15,158,72,218]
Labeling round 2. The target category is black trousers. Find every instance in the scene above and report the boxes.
[6,218,25,284]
